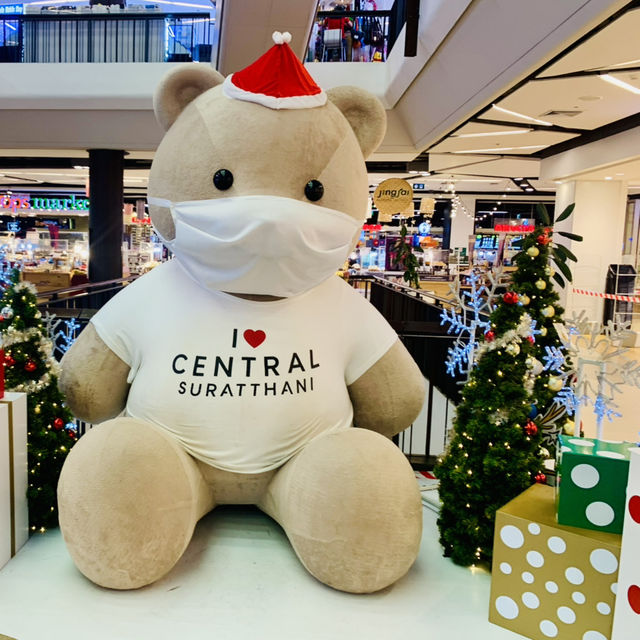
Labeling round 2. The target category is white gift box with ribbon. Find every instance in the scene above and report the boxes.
[0,392,28,570]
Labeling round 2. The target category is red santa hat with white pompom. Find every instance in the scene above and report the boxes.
[222,31,327,110]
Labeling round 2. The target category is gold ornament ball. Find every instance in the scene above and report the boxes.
[506,343,521,356]
[520,294,530,306]
[527,246,540,257]
[34,406,41,414]
[535,279,547,290]
[540,326,548,336]
[565,419,575,433]
[548,376,563,392]
[542,305,555,317]
[544,266,555,277]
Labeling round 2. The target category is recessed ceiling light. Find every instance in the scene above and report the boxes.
[408,170,419,174]
[453,129,532,138]
[421,172,431,176]
[491,104,553,126]
[497,201,501,205]
[604,176,613,180]
[514,178,523,181]
[525,187,534,191]
[615,172,624,176]
[73,165,89,170]
[600,74,640,95]
[554,181,562,184]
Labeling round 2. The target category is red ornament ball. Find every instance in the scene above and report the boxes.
[503,291,519,305]
[4,354,15,367]
[527,335,535,344]
[67,430,77,440]
[525,421,538,436]
[485,330,495,342]
[53,418,64,431]
[537,234,551,245]
[535,473,546,484]
[24,360,37,373]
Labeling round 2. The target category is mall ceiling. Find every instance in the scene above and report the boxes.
[1,0,639,198]
[400,0,640,196]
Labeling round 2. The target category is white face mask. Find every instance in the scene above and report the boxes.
[147,195,361,297]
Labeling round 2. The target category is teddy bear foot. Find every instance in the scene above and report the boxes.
[57,417,214,589]
[258,428,423,594]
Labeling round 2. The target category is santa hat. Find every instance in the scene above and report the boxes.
[222,31,327,110]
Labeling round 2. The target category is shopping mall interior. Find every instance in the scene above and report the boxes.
[0,1,639,639]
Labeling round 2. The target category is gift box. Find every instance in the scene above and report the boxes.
[556,434,633,534]
[0,392,28,570]
[490,483,621,640]
[611,448,640,639]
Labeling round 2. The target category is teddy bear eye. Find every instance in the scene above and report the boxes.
[304,179,324,202]
[213,169,234,190]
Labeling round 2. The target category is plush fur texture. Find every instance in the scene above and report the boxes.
[58,62,425,594]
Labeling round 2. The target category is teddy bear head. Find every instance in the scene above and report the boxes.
[147,33,386,297]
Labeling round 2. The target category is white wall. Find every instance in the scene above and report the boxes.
[554,180,627,319]
[449,194,475,252]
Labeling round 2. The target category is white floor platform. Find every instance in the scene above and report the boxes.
[0,505,526,640]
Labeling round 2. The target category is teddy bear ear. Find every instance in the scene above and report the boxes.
[326,86,386,159]
[153,64,225,131]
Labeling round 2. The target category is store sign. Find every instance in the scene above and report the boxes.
[494,224,534,233]
[0,193,89,213]
[373,178,414,222]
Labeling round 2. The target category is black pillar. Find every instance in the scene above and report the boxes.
[442,203,452,250]
[88,149,124,283]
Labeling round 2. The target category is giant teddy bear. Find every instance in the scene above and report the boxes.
[57,32,425,594]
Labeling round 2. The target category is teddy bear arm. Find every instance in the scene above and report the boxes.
[59,323,130,424]
[347,339,425,438]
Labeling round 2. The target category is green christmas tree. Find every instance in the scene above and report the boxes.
[436,204,578,566]
[0,269,76,532]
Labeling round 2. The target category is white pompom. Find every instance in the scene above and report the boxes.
[282,32,292,43]
[272,31,284,45]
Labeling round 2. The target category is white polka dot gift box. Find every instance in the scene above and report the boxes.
[489,483,621,640]
[611,448,640,640]
[556,435,635,534]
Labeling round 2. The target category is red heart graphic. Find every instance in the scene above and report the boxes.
[243,329,266,348]
[629,495,640,524]
[628,585,640,614]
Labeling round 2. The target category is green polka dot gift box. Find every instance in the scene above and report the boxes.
[556,435,636,535]
[490,483,621,640]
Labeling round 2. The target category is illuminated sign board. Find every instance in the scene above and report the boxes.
[494,224,534,233]
[0,194,89,213]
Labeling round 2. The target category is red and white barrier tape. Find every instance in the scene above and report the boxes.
[572,287,640,303]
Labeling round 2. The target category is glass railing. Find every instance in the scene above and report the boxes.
[307,0,406,63]
[0,10,214,63]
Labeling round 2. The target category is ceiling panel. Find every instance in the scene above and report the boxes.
[539,8,640,77]
[428,154,540,177]
[429,129,578,153]
[489,73,640,130]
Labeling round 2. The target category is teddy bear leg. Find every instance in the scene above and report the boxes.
[57,417,214,590]
[258,428,422,593]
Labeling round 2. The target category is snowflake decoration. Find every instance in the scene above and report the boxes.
[543,346,567,373]
[593,394,621,423]
[55,317,80,357]
[441,269,502,378]
[556,311,640,434]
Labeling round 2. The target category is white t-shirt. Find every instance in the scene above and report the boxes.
[91,260,398,473]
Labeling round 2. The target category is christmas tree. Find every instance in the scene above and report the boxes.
[436,204,578,566]
[0,269,76,531]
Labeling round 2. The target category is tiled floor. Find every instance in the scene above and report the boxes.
[0,503,525,640]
